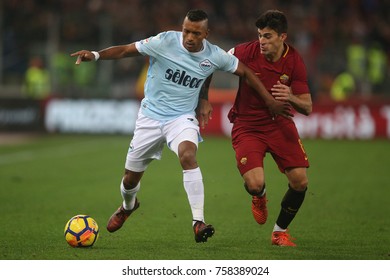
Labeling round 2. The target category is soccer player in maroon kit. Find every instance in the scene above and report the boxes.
[227,10,313,246]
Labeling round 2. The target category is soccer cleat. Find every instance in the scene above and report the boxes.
[193,221,215,243]
[271,230,296,247]
[106,199,140,233]
[251,194,268,224]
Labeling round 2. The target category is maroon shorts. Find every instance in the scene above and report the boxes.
[231,120,309,175]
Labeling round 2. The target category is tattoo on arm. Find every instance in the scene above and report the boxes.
[199,74,213,100]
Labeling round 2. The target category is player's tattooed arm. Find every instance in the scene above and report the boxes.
[197,74,213,129]
[199,74,212,100]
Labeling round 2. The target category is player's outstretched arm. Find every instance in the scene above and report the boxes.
[70,43,140,65]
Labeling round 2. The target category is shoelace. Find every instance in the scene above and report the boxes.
[253,197,267,208]
[277,232,295,242]
[117,207,129,217]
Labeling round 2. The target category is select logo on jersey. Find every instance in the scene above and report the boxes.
[199,59,212,71]
[165,68,203,88]
[280,74,290,84]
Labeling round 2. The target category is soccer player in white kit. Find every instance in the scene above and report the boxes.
[71,9,291,243]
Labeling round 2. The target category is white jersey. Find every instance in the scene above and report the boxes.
[135,31,239,121]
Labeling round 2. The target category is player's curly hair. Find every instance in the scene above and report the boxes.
[255,10,288,34]
[186,9,208,22]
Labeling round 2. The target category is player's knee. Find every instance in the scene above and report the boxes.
[286,168,308,191]
[179,149,197,169]
[289,178,308,192]
[244,181,265,196]
[123,171,141,189]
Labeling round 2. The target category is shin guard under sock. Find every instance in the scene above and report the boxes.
[275,185,307,229]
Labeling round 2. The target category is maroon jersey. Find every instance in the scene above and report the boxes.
[228,40,309,124]
[228,40,310,174]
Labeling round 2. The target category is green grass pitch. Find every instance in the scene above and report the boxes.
[0,134,389,260]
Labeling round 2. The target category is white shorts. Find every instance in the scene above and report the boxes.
[125,111,202,172]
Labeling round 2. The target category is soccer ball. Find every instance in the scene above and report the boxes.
[64,215,99,247]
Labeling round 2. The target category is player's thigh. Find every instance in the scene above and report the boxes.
[269,123,309,173]
[169,128,199,157]
[165,114,201,156]
[233,136,267,177]
[125,114,165,172]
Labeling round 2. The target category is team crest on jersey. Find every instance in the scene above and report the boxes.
[240,157,247,165]
[280,74,290,84]
[140,38,149,45]
[140,34,161,45]
[199,59,212,72]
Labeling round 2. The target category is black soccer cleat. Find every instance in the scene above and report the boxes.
[193,221,215,243]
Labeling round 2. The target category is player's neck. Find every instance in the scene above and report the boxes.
[265,44,285,62]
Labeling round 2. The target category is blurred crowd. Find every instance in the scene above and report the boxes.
[1,0,390,101]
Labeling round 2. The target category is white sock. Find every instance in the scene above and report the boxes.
[273,224,287,232]
[120,179,140,210]
[183,167,204,225]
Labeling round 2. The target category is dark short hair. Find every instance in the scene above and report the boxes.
[186,9,208,22]
[255,10,288,34]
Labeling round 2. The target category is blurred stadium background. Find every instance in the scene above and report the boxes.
[1,0,390,138]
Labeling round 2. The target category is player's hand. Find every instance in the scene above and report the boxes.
[269,81,294,119]
[70,50,95,65]
[271,81,293,103]
[196,99,213,129]
[267,99,293,119]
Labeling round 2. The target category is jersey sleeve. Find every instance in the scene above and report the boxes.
[135,32,166,57]
[213,46,239,73]
[290,54,310,95]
